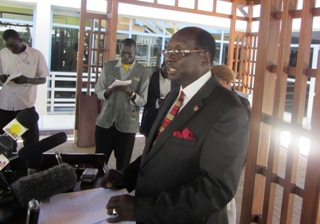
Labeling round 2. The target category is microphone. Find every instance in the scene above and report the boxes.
[17,132,68,174]
[18,132,68,161]
[0,136,13,155]
[2,108,39,141]
[10,163,77,207]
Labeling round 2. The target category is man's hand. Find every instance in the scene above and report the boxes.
[104,85,134,99]
[106,194,135,223]
[101,169,126,190]
[112,85,134,94]
[0,74,9,83]
[12,75,28,84]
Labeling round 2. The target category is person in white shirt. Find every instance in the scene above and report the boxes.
[0,29,50,150]
[139,62,178,138]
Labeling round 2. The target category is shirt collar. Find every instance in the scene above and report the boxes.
[159,71,166,81]
[181,70,211,99]
[22,43,31,54]
[115,59,136,70]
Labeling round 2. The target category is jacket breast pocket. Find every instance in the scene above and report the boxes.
[169,136,198,148]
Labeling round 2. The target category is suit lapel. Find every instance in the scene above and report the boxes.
[142,88,179,154]
[141,76,218,165]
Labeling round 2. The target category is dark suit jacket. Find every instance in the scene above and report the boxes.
[139,70,178,137]
[123,76,249,224]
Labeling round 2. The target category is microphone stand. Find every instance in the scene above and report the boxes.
[26,199,40,224]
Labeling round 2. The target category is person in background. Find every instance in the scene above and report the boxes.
[95,38,151,170]
[211,64,251,117]
[100,27,249,224]
[139,61,178,138]
[0,29,49,150]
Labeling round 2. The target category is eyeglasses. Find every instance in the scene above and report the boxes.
[162,49,206,58]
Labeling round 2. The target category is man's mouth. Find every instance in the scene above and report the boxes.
[167,67,177,73]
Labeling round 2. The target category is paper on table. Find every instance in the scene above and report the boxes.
[108,79,132,89]
[38,187,135,224]
[2,73,23,86]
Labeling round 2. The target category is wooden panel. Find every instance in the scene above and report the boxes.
[119,0,238,20]
[240,0,320,223]
[105,0,118,61]
[229,33,258,94]
[75,0,113,147]
[77,95,101,147]
[300,48,320,223]
[240,1,273,222]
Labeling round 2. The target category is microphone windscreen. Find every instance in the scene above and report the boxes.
[18,132,68,161]
[0,136,13,154]
[10,163,77,207]
[16,108,39,129]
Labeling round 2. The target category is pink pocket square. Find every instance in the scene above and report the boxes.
[173,128,196,140]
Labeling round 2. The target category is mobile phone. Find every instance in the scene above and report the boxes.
[80,168,98,183]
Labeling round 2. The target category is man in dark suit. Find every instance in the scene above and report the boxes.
[101,27,249,224]
[211,65,251,224]
[139,62,178,137]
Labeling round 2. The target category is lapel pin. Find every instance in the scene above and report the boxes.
[193,105,199,111]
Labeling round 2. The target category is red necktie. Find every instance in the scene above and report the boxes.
[157,91,184,138]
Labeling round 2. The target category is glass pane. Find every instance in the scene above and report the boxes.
[133,35,162,71]
[134,19,163,34]
[0,24,33,49]
[216,0,232,15]
[212,33,222,41]
[214,43,221,65]
[252,21,259,33]
[198,0,213,12]
[237,6,248,18]
[222,43,229,65]
[312,18,320,43]
[55,80,76,88]
[51,26,80,72]
[297,0,303,10]
[1,13,33,21]
[137,0,154,2]
[236,20,247,32]
[223,31,231,41]
[253,5,261,18]
[118,17,130,31]
[178,0,195,9]
[157,0,175,6]
[55,91,76,99]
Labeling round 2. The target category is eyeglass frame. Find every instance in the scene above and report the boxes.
[162,49,206,57]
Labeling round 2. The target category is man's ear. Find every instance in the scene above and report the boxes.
[202,51,211,66]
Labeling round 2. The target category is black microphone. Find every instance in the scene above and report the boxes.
[10,163,77,207]
[16,108,39,130]
[18,132,68,161]
[2,108,39,141]
[17,132,68,175]
[0,136,13,155]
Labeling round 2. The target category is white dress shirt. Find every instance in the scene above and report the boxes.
[0,45,50,110]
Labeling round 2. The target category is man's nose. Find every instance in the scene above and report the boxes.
[122,52,130,57]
